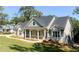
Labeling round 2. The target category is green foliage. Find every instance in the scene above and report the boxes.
[10,6,43,24]
[73,7,79,14]
[10,16,26,25]
[19,6,43,21]
[72,7,79,43]
[0,6,9,25]
[70,17,79,42]
[0,6,4,12]
[10,17,19,25]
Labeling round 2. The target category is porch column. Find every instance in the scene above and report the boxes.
[57,31,58,40]
[24,29,26,39]
[47,30,50,39]
[60,31,61,37]
[29,30,31,38]
[52,30,53,37]
[43,29,46,39]
[37,31,39,39]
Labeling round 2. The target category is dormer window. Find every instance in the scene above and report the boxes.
[33,21,35,25]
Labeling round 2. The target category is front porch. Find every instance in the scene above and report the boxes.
[24,28,47,40]
[23,28,63,40]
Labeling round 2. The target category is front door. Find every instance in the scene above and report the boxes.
[26,30,29,37]
[31,30,37,38]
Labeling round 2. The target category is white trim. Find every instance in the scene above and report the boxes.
[43,29,46,39]
[24,30,26,39]
[29,30,31,38]
[47,17,55,29]
[26,18,34,27]
[26,18,40,27]
[37,31,39,39]
[64,19,71,35]
[47,30,50,39]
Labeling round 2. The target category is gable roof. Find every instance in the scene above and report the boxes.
[22,16,54,29]
[16,21,28,29]
[51,16,69,29]
[16,16,69,30]
[34,16,54,27]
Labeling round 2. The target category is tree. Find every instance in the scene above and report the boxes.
[72,7,79,43]
[0,13,9,25]
[73,7,79,14]
[0,6,9,25]
[70,17,79,43]
[19,6,43,21]
[10,17,19,25]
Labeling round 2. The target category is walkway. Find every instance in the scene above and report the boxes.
[0,34,43,43]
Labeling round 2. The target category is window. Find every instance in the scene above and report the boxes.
[33,21,35,25]
[53,31,60,37]
[61,30,64,36]
[58,32,60,37]
[49,30,51,35]
[53,31,57,37]
[26,30,29,37]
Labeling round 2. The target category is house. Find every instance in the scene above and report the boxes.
[3,24,16,33]
[16,16,73,44]
[0,25,3,32]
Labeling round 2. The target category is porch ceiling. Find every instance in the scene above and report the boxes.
[24,27,46,30]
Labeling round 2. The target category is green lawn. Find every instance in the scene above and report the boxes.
[0,36,78,52]
[0,36,33,52]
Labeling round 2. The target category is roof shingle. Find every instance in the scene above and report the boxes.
[16,16,69,30]
[51,16,69,29]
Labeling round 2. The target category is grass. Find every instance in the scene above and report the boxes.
[0,36,78,52]
[11,35,39,41]
[0,36,33,52]
[11,35,24,39]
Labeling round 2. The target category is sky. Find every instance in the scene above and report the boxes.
[3,6,79,20]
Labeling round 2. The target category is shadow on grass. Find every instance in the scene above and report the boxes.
[9,43,64,52]
[72,47,79,52]
[32,43,64,52]
[9,44,30,52]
